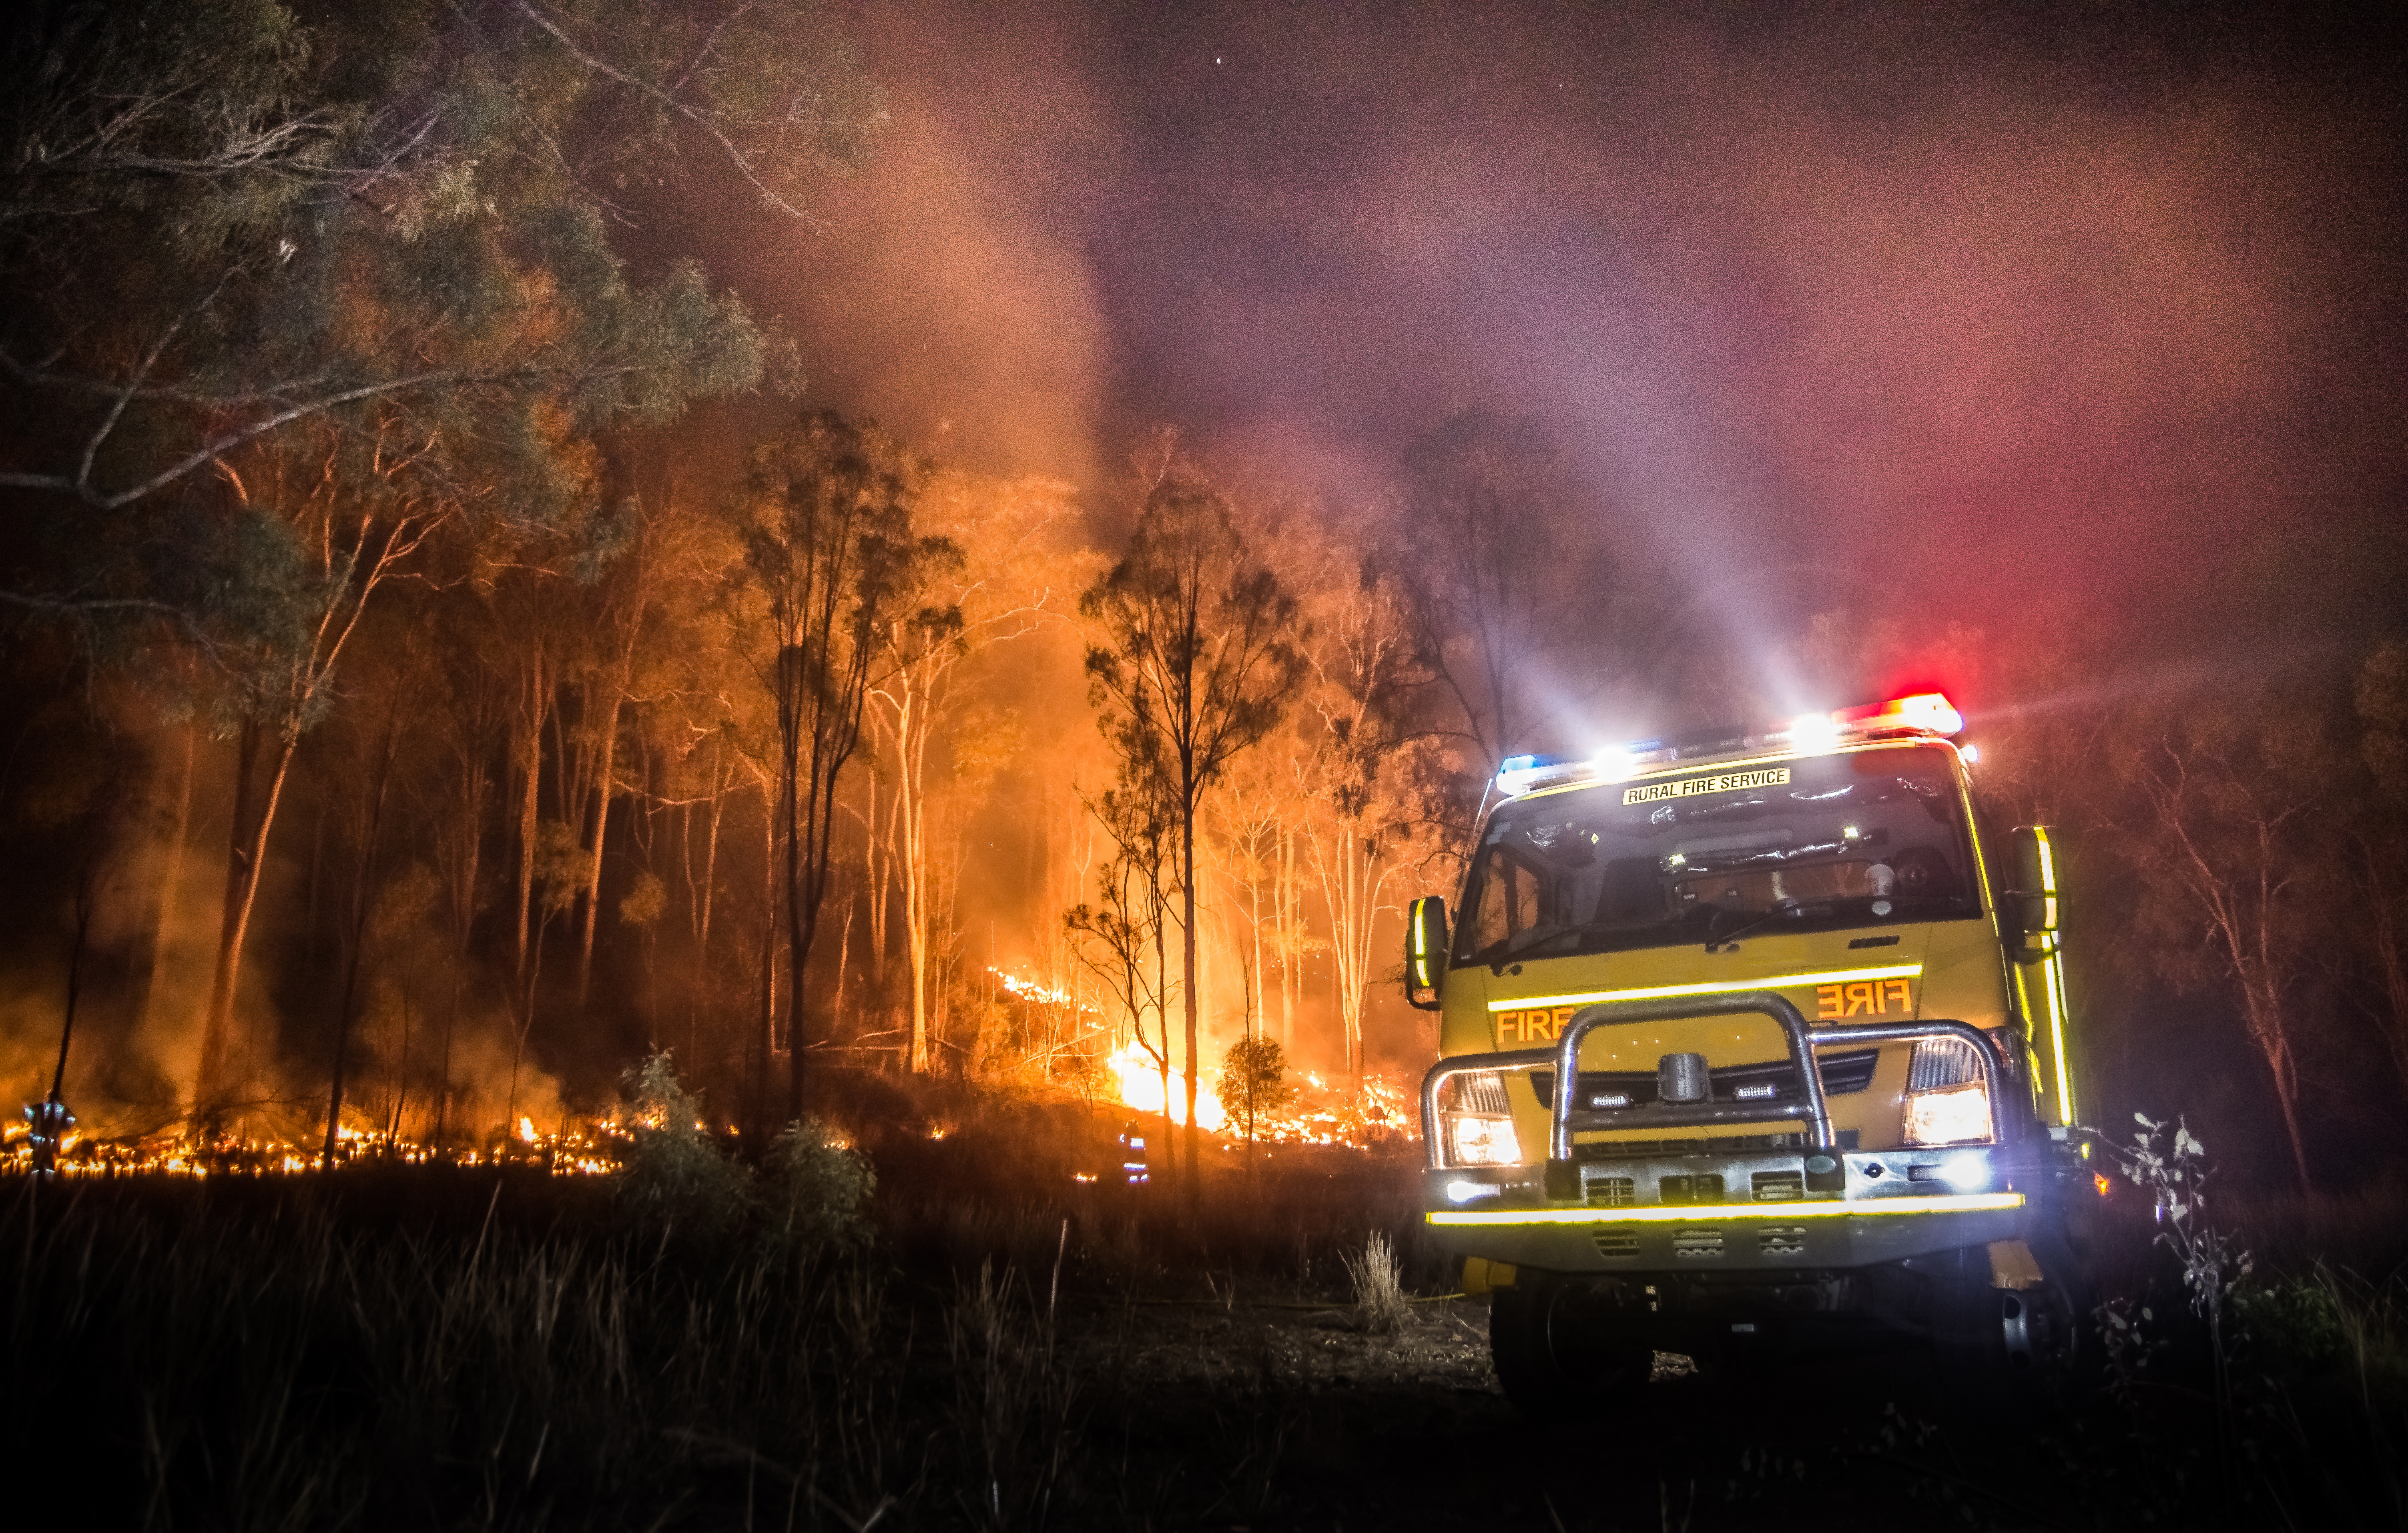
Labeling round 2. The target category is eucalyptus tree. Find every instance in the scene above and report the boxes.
[867,472,1079,1071]
[1083,465,1307,1178]
[738,412,951,1124]
[2359,640,2408,1098]
[2,0,869,615]
[2122,696,2338,1192]
[1066,773,1181,1183]
[2,0,886,1122]
[1295,539,1437,1082]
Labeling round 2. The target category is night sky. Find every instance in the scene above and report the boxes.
[686,0,2405,714]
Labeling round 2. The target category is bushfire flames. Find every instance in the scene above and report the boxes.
[1108,1036,1227,1130]
[6,1018,1415,1176]
[1102,1035,1415,1149]
[1,1116,625,1178]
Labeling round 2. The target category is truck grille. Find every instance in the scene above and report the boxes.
[1671,1229,1725,1259]
[1592,1231,1640,1258]
[1534,1049,1880,1110]
[1571,1130,1858,1161]
[1758,1227,1808,1257]
[1750,1171,1805,1202]
[1661,1174,1726,1205]
[1584,1175,1636,1207]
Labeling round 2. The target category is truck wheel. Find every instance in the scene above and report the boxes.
[1489,1274,1651,1418]
[1931,1247,2087,1411]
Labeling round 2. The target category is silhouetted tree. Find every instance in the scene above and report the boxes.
[2356,639,2408,1098]
[1083,461,1306,1182]
[739,413,946,1124]
[2123,697,2337,1192]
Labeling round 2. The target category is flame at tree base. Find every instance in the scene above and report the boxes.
[1099,1037,1417,1149]
[1107,1037,1227,1130]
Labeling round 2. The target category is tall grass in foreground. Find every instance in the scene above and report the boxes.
[6,1176,957,1532]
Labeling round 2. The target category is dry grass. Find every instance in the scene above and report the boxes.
[13,1086,2408,1531]
[1342,1230,1413,1334]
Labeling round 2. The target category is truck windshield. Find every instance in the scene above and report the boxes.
[1454,744,1980,967]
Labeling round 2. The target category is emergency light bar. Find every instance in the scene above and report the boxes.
[1830,692,1964,737]
[1490,693,1965,799]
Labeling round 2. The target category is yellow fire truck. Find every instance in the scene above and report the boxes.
[1406,693,2092,1411]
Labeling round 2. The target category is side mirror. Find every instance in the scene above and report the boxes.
[2009,825,2060,937]
[1405,896,1448,1010]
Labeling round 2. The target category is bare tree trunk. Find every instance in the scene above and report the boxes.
[195,722,300,1116]
[899,690,933,1073]
[865,766,890,985]
[388,991,412,1148]
[436,963,460,1152]
[139,722,197,1039]
[757,797,777,1138]
[514,650,548,977]
[1278,823,1298,1054]
[1155,892,1175,1190]
[575,678,626,1003]
[2242,978,2314,1192]
[1180,795,1201,1191]
[325,720,399,1169]
[2365,846,2408,1098]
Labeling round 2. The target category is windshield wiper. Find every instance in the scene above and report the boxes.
[1489,919,1608,969]
[1703,901,1823,953]
[1704,909,1776,953]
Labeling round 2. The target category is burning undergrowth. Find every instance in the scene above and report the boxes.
[1,1028,1419,1182]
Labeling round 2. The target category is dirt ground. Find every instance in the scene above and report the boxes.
[1041,1285,2074,1532]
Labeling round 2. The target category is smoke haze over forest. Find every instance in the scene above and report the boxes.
[746,1,2406,678]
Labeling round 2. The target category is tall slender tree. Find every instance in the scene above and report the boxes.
[1083,463,1307,1181]
[867,472,1077,1070]
[2123,699,2335,1192]
[738,412,946,1124]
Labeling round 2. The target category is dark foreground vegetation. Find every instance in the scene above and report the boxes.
[9,1084,2406,1533]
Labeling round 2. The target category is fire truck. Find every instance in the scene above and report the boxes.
[1406,694,2092,1411]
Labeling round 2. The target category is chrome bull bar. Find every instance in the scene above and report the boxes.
[1419,991,2013,1168]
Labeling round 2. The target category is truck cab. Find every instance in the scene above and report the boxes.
[1407,694,2093,1410]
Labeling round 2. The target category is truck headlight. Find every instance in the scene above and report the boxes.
[1901,1036,1995,1146]
[1902,1082,1992,1146]
[1444,1113,1522,1167]
[1437,1070,1523,1167]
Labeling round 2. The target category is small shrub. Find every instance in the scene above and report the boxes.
[764,1114,876,1253]
[617,1051,755,1239]
[2101,1113,2253,1411]
[1215,1033,1291,1139]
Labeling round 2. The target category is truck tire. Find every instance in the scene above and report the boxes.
[1489,1274,1651,1419]
[1930,1241,2088,1412]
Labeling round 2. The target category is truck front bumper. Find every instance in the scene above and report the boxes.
[1423,1147,2045,1274]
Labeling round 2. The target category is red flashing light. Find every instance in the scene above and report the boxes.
[1834,692,1963,738]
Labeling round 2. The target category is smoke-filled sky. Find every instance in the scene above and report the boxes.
[700,1,2404,703]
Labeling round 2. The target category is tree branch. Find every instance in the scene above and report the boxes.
[512,0,818,225]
